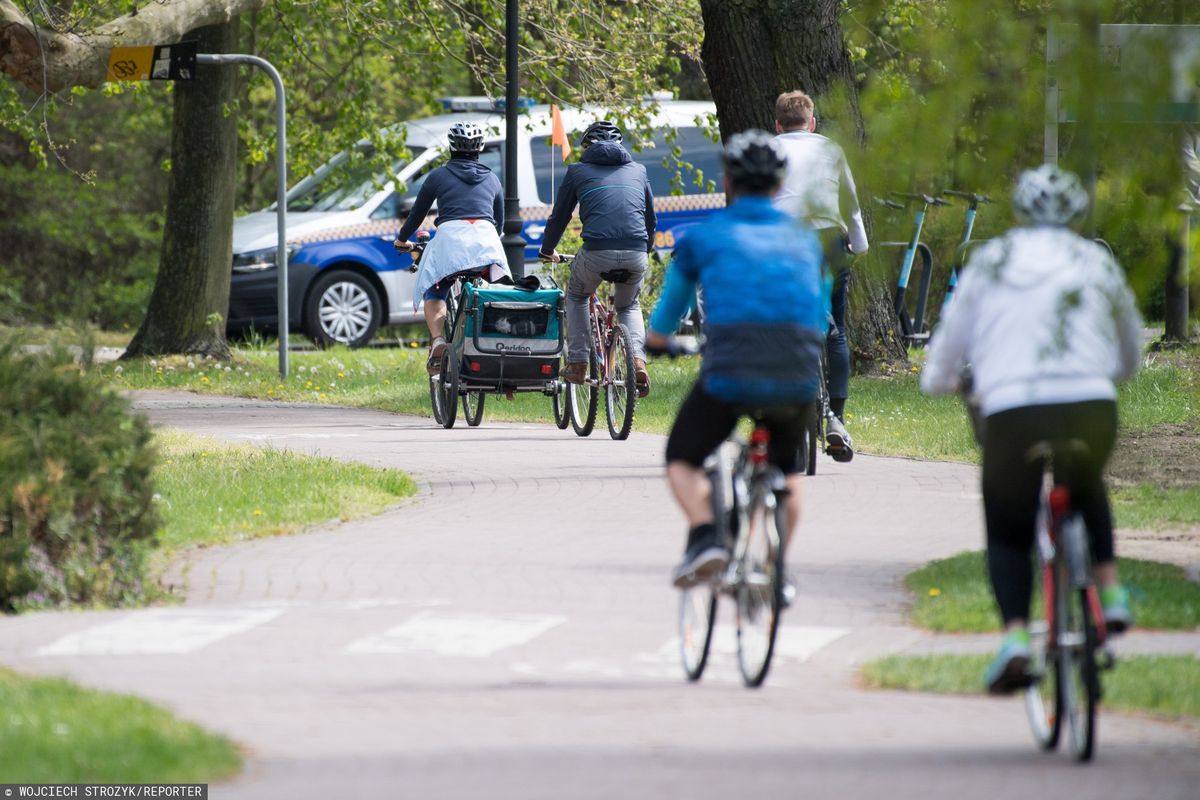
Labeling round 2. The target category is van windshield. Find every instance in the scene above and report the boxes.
[282,146,426,213]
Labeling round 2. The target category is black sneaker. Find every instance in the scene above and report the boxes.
[671,524,728,588]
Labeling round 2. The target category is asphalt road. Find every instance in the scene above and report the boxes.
[0,391,1195,798]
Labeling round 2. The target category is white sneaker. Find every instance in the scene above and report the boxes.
[825,414,854,463]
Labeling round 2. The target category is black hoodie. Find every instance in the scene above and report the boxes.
[540,140,656,254]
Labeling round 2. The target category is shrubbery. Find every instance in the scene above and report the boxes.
[0,341,159,611]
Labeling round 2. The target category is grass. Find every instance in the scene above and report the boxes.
[154,431,417,552]
[0,666,241,783]
[0,322,132,349]
[905,550,1200,633]
[861,654,1200,720]
[1111,485,1200,530]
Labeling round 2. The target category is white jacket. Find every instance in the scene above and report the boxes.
[920,226,1142,416]
[772,131,869,254]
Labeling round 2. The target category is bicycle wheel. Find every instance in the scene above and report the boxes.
[462,389,485,427]
[679,583,718,682]
[1024,617,1063,750]
[804,402,821,476]
[429,369,445,426]
[735,480,784,688]
[552,370,570,430]
[439,353,459,429]
[1058,515,1099,761]
[568,351,599,437]
[605,324,637,440]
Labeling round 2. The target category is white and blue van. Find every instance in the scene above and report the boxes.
[229,98,724,347]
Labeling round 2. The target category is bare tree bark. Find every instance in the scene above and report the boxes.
[0,0,266,93]
[698,0,904,365]
[124,19,239,359]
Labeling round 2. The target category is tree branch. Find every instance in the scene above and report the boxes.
[1,0,269,94]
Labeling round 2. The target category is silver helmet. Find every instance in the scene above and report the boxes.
[447,121,485,153]
[1012,164,1089,226]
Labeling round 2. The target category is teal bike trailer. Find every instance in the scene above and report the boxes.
[453,283,565,389]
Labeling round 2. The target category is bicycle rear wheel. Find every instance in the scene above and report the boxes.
[462,389,485,427]
[804,402,821,476]
[439,354,459,429]
[735,481,784,688]
[569,351,599,437]
[429,369,445,425]
[605,324,637,440]
[1059,516,1099,761]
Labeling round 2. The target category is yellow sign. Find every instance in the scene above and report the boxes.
[106,46,154,82]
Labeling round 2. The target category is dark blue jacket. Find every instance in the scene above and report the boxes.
[649,196,827,406]
[539,141,656,253]
[396,158,504,242]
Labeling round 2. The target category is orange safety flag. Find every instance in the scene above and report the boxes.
[550,104,571,162]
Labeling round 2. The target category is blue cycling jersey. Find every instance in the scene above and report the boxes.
[649,195,828,406]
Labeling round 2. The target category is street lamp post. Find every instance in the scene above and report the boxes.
[501,0,526,278]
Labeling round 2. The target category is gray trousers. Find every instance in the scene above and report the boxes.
[566,249,648,363]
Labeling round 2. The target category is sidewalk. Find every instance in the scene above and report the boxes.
[0,390,1194,799]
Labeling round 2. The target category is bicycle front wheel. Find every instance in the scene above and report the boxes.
[735,481,784,688]
[1024,619,1062,751]
[429,369,445,426]
[439,354,459,429]
[605,324,637,440]
[552,368,570,430]
[1061,586,1099,761]
[568,351,599,437]
[679,583,718,682]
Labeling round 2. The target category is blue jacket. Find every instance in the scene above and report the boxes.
[540,141,656,253]
[396,158,504,242]
[649,196,827,406]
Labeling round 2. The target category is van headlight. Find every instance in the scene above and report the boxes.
[232,243,300,273]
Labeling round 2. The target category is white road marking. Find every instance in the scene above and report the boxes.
[345,612,566,657]
[642,625,850,666]
[36,608,283,656]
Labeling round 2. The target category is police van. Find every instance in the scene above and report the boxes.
[229,98,724,347]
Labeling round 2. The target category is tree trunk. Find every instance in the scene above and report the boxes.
[698,0,906,366]
[124,19,238,359]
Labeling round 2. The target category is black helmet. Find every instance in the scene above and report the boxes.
[723,129,787,192]
[447,121,485,153]
[579,120,623,148]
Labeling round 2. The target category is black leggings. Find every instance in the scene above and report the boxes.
[982,400,1118,624]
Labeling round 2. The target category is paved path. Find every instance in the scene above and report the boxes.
[1,391,1196,798]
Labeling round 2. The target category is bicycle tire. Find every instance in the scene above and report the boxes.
[552,368,570,429]
[568,351,599,437]
[1060,515,1099,762]
[439,353,459,429]
[1024,616,1063,750]
[679,584,718,682]
[735,480,784,688]
[804,401,820,476]
[605,324,637,440]
[462,389,485,427]
[429,369,445,426]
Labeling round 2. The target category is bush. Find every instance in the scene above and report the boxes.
[0,341,159,611]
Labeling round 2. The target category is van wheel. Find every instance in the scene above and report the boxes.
[304,270,382,348]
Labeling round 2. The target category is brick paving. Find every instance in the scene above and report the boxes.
[0,390,1195,798]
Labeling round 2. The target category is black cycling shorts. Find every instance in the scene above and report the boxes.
[665,382,812,475]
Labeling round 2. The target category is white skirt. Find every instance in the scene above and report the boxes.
[412,219,510,310]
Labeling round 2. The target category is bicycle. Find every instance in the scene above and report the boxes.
[1022,439,1115,762]
[797,348,829,476]
[561,257,639,441]
[875,192,948,343]
[680,416,793,688]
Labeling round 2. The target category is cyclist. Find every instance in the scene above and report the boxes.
[773,90,868,463]
[394,121,509,374]
[646,130,827,587]
[920,165,1142,694]
[538,120,656,398]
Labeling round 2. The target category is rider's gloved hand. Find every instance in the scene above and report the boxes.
[538,250,561,263]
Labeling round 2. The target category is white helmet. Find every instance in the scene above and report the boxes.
[447,121,485,153]
[1012,164,1089,226]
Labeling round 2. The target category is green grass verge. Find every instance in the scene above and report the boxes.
[154,431,417,552]
[0,667,240,783]
[861,654,1200,720]
[0,323,132,349]
[906,550,1200,633]
[1111,485,1200,530]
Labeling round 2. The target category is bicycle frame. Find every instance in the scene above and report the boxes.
[583,291,617,388]
[1037,484,1107,653]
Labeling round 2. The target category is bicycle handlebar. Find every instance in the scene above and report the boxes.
[942,190,993,204]
[400,230,432,273]
[874,196,905,210]
[892,191,950,207]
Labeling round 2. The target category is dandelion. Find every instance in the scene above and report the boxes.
[928,587,941,597]
[253,509,263,517]
[305,381,314,389]
[298,365,307,373]
[338,372,345,379]
[225,366,232,373]
[384,379,391,385]
[319,392,328,400]
[200,376,210,384]
[187,360,196,369]
[149,359,157,367]
[114,365,124,374]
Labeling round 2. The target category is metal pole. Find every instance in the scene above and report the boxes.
[197,53,289,378]
[501,0,526,278]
